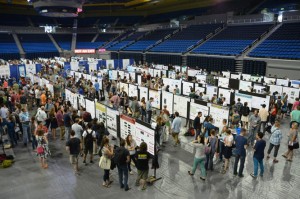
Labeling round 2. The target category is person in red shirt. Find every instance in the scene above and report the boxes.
[56,106,65,140]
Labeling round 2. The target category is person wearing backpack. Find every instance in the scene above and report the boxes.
[66,130,81,175]
[115,139,130,191]
[275,96,284,119]
[240,102,250,129]
[82,123,96,165]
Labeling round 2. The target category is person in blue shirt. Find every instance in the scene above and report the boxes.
[171,112,182,147]
[78,86,84,95]
[6,115,17,147]
[266,120,282,163]
[251,132,266,179]
[94,79,100,101]
[233,128,248,177]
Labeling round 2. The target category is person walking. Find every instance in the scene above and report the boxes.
[188,135,206,180]
[146,97,153,123]
[233,128,248,177]
[100,137,114,188]
[82,123,96,165]
[267,120,283,163]
[116,139,131,191]
[258,104,269,133]
[205,129,218,171]
[135,142,151,190]
[63,107,72,141]
[248,110,261,146]
[66,130,81,175]
[56,106,65,140]
[171,112,181,147]
[282,122,299,161]
[19,108,30,147]
[251,132,266,179]
[125,135,137,175]
[36,129,50,169]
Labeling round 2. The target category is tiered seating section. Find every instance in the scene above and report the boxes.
[103,30,135,49]
[76,33,117,49]
[150,24,221,53]
[19,34,57,53]
[52,34,72,50]
[249,23,300,59]
[0,33,20,60]
[191,24,272,56]
[107,32,146,51]
[123,28,176,51]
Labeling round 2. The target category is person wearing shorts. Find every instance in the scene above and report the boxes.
[66,130,81,175]
[135,142,151,190]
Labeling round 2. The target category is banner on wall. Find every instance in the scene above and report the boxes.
[96,102,107,127]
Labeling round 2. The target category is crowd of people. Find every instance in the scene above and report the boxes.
[0,60,299,192]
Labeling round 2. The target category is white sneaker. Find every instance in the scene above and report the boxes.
[130,171,134,175]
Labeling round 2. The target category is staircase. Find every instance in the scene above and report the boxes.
[235,58,243,73]
[71,19,77,51]
[47,33,62,53]
[12,33,25,57]
[182,55,187,66]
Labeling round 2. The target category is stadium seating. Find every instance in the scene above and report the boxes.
[76,34,99,49]
[107,31,147,51]
[18,34,57,53]
[52,34,72,50]
[150,24,222,53]
[0,14,30,26]
[103,30,135,49]
[191,24,272,56]
[0,33,20,60]
[249,23,300,59]
[123,28,176,51]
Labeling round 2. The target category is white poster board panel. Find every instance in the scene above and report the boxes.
[78,94,86,108]
[169,79,181,93]
[253,84,266,94]
[269,85,283,96]
[209,104,229,130]
[264,77,276,85]
[139,86,148,101]
[196,75,207,84]
[153,69,161,77]
[188,69,199,77]
[250,76,263,83]
[109,70,118,80]
[242,74,251,81]
[282,87,300,104]
[173,95,190,118]
[218,88,231,104]
[122,59,130,69]
[128,84,138,97]
[118,70,125,79]
[85,99,95,119]
[25,64,36,76]
[120,114,136,140]
[89,62,98,72]
[148,68,154,77]
[276,79,289,87]
[106,60,114,69]
[222,71,231,78]
[71,61,79,71]
[195,86,206,96]
[106,107,119,137]
[206,85,218,100]
[46,83,54,96]
[168,71,176,79]
[149,90,161,109]
[189,102,209,121]
[218,77,229,88]
[239,80,252,92]
[182,81,194,96]
[96,102,107,127]
[230,74,241,80]
[135,122,155,155]
[162,91,174,114]
[129,72,136,82]
[235,92,253,109]
[291,80,300,88]
[120,82,129,95]
[252,95,270,110]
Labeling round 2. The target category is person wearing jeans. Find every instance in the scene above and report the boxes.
[171,112,181,147]
[248,110,261,146]
[19,108,30,147]
[63,108,72,141]
[116,139,130,191]
[251,132,266,178]
[188,135,206,180]
[233,128,248,177]
[267,121,282,163]
[146,98,153,123]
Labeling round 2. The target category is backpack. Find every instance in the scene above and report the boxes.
[83,112,92,122]
[241,106,249,116]
[235,102,243,113]
[113,147,126,165]
[84,130,94,146]
[276,100,283,109]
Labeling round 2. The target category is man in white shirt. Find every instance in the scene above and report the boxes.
[35,106,47,124]
[72,118,83,139]
[0,105,9,121]
[258,104,269,133]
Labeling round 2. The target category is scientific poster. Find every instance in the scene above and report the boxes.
[188,69,199,77]
[120,114,136,140]
[25,64,36,76]
[182,81,194,96]
[252,95,270,110]
[119,70,125,79]
[173,95,190,118]
[239,80,252,91]
[194,85,205,96]
[276,79,289,87]
[209,104,229,130]
[135,121,155,155]
[139,86,148,101]
[189,102,209,121]
[242,74,251,81]
[264,77,276,85]
[218,87,231,104]
[149,90,161,109]
[85,99,95,119]
[253,84,265,94]
[106,107,119,138]
[282,87,300,104]
[78,94,86,108]
[206,85,218,100]
[96,102,107,127]
[222,71,231,78]
[218,77,229,88]
[120,82,129,94]
[235,91,253,109]
[162,91,174,114]
[196,75,207,84]
[128,84,138,97]
[230,74,241,80]
[269,85,283,96]
[250,76,262,83]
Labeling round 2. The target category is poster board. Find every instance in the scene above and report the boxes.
[139,86,148,101]
[109,70,118,80]
[189,102,209,121]
[173,95,190,118]
[264,77,276,85]
[218,77,229,88]
[135,120,155,156]
[85,99,95,119]
[250,76,262,83]
[25,64,36,76]
[222,71,230,78]
[120,114,136,140]
[276,79,289,87]
[128,84,138,97]
[194,85,206,96]
[153,69,162,77]
[106,107,119,137]
[95,102,107,127]
[242,74,251,81]
[196,75,207,84]
[209,104,229,130]
[253,84,266,94]
[269,85,283,96]
[282,87,300,104]
[235,91,253,109]
[188,69,199,77]
[291,80,300,88]
[120,82,129,95]
[118,70,125,79]
[252,95,270,110]
[230,73,241,80]
[239,80,252,92]
[206,85,218,100]
[149,90,161,109]
[78,94,86,108]
[182,81,194,96]
[218,87,231,104]
[162,91,174,114]
[168,71,176,79]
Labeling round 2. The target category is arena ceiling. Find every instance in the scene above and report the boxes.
[0,0,231,16]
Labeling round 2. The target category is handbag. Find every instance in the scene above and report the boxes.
[99,156,111,170]
[293,142,299,149]
[37,146,44,154]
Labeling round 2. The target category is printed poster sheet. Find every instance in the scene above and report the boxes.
[162,91,174,114]
[86,99,95,119]
[209,104,229,130]
[173,95,190,118]
[106,107,119,138]
[96,102,107,127]
[189,102,209,121]
[135,121,155,155]
[149,90,161,109]
[120,114,136,140]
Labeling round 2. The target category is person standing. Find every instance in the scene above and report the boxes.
[233,128,248,177]
[282,122,299,161]
[66,130,81,175]
[19,108,30,147]
[116,139,131,191]
[135,142,151,190]
[56,106,65,140]
[101,137,114,188]
[248,110,261,146]
[240,102,250,129]
[36,129,50,169]
[188,135,206,180]
[146,97,153,123]
[125,135,137,175]
[221,129,234,174]
[251,132,266,179]
[290,106,300,126]
[35,106,47,125]
[171,112,181,147]
[205,129,218,171]
[63,108,72,141]
[267,120,283,163]
[94,79,100,101]
[193,112,202,139]
[82,123,96,165]
[258,104,269,133]
[162,105,171,142]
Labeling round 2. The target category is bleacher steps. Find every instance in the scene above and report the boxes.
[235,59,243,73]
[71,19,77,51]
[120,31,149,50]
[12,33,25,55]
[91,33,99,43]
[244,23,283,57]
[182,55,187,66]
[47,33,62,53]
